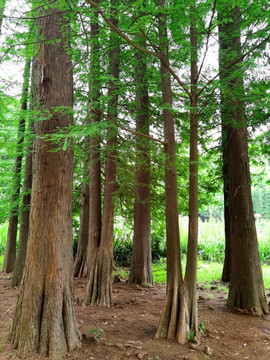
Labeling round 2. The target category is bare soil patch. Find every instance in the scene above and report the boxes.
[1,273,270,360]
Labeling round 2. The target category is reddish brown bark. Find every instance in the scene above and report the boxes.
[155,0,187,344]
[84,9,102,306]
[129,35,153,286]
[84,3,119,306]
[10,8,81,358]
[218,4,268,315]
[185,1,198,335]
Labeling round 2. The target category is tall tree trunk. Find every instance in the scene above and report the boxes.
[219,6,232,284]
[74,142,90,278]
[85,0,119,307]
[84,7,102,306]
[10,7,81,358]
[3,56,30,273]
[218,4,268,315]
[11,119,33,286]
[129,35,153,286]
[185,0,198,336]
[155,0,189,344]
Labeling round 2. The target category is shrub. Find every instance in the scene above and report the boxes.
[114,238,133,266]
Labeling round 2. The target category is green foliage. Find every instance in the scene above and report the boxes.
[152,258,167,284]
[151,220,166,261]
[198,219,225,262]
[262,264,270,290]
[88,327,105,341]
[152,258,270,291]
[189,329,195,340]
[198,317,207,334]
[72,217,80,258]
[257,219,270,263]
[0,222,8,255]
[113,217,133,266]
[113,237,133,266]
[0,98,22,223]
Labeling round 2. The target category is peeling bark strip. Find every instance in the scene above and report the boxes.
[10,6,81,359]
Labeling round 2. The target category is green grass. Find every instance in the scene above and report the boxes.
[152,259,223,285]
[152,258,270,291]
[262,264,270,290]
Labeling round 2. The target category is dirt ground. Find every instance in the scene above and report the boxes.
[1,273,270,360]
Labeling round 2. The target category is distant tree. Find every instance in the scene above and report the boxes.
[129,34,153,286]
[3,56,30,273]
[11,118,33,286]
[74,139,90,278]
[10,5,81,357]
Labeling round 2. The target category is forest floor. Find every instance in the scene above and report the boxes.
[1,273,270,360]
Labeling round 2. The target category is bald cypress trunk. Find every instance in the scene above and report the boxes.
[185,0,199,337]
[84,0,119,306]
[155,0,187,344]
[10,7,81,358]
[218,4,268,315]
[129,35,153,286]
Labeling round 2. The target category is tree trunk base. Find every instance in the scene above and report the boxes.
[155,282,193,345]
[227,288,269,316]
[10,272,81,359]
[84,247,113,307]
[74,253,87,278]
